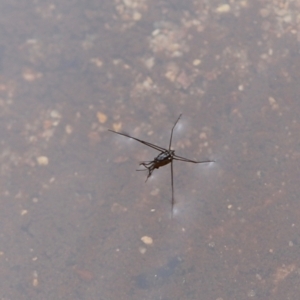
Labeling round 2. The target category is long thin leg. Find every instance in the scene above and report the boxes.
[108,130,166,152]
[173,154,214,164]
[168,114,182,150]
[171,160,174,217]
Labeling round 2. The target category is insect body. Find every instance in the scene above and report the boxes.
[109,114,213,216]
[139,150,174,181]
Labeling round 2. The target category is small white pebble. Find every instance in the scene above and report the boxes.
[141,236,153,245]
[139,247,147,254]
[193,59,201,66]
[37,156,49,166]
[216,4,231,13]
[65,125,73,134]
[21,210,28,216]
[50,110,61,119]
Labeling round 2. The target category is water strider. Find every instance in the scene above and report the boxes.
[109,114,213,216]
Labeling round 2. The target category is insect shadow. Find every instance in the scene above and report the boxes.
[109,114,213,217]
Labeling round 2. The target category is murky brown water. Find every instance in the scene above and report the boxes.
[1,1,300,299]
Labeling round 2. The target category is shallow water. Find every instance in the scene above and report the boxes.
[1,1,300,299]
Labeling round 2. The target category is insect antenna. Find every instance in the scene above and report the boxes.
[168,114,182,150]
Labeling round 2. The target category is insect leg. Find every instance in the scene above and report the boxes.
[171,160,174,217]
[108,130,166,152]
[173,154,214,164]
